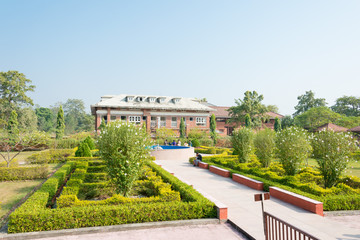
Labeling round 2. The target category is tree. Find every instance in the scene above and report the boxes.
[331,96,360,117]
[180,117,186,138]
[294,107,341,131]
[228,91,268,129]
[56,106,65,139]
[281,115,294,129]
[274,117,281,132]
[98,121,152,196]
[17,107,38,131]
[231,127,254,163]
[0,71,35,121]
[312,130,358,188]
[267,105,279,113]
[0,130,49,167]
[83,136,95,150]
[35,107,55,132]
[335,116,360,129]
[254,128,275,167]
[210,114,217,144]
[275,126,312,175]
[293,90,327,116]
[7,110,19,137]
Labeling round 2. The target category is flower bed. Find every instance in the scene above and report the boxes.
[8,160,216,233]
[190,155,360,211]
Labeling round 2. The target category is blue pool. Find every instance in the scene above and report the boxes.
[150,145,190,150]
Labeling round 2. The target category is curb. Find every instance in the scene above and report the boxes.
[0,219,220,240]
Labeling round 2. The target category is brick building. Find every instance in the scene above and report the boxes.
[91,94,214,135]
[211,106,284,136]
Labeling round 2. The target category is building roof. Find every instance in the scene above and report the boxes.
[91,94,215,114]
[314,123,348,132]
[348,126,360,133]
[210,106,284,119]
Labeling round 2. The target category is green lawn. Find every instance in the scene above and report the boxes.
[0,180,43,219]
[0,151,35,165]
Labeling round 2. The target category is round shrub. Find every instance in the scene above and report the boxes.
[83,136,95,150]
[75,142,92,157]
[254,128,275,167]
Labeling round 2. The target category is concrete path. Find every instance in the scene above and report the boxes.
[155,159,360,240]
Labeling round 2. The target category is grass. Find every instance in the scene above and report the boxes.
[303,158,360,178]
[0,151,36,165]
[0,180,43,219]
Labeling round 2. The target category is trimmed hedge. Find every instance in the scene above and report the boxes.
[8,160,216,233]
[26,149,75,164]
[0,165,48,181]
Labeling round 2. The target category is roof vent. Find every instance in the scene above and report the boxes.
[127,96,135,102]
[157,97,166,103]
[172,97,181,103]
[148,97,156,103]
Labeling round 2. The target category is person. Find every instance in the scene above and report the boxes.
[177,140,181,146]
[164,139,168,145]
[193,152,202,166]
[172,140,176,146]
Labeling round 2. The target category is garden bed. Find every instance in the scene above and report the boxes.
[190,155,360,211]
[8,159,216,233]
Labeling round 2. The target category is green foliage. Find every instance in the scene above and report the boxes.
[274,117,281,132]
[98,121,106,131]
[335,115,360,129]
[231,127,254,163]
[56,105,65,139]
[0,71,35,122]
[83,136,95,150]
[180,117,186,138]
[50,138,80,149]
[210,114,217,144]
[35,107,54,132]
[275,126,312,175]
[311,130,359,188]
[293,90,327,116]
[188,128,212,146]
[281,115,294,129]
[331,95,360,117]
[98,121,152,196]
[244,114,251,128]
[0,165,48,181]
[294,106,341,131]
[75,142,92,157]
[228,90,268,129]
[7,110,19,137]
[191,139,200,147]
[155,127,176,143]
[26,149,75,164]
[254,128,275,167]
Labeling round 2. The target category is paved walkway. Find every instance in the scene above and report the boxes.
[155,159,360,240]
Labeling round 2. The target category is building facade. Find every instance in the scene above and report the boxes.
[91,94,215,135]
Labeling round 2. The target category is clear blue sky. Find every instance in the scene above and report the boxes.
[1,1,360,115]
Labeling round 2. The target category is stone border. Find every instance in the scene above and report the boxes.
[232,173,263,191]
[209,165,230,178]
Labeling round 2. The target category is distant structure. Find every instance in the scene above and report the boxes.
[314,123,348,132]
[91,94,214,135]
[211,106,284,136]
[91,94,284,136]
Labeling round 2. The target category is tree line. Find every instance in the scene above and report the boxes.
[0,70,94,135]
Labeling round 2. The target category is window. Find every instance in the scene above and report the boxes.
[171,117,177,128]
[129,116,141,124]
[121,116,126,120]
[160,117,166,127]
[149,97,156,102]
[196,117,206,126]
[127,96,134,101]
[151,117,156,128]
[158,97,166,103]
[110,116,116,121]
[189,117,194,121]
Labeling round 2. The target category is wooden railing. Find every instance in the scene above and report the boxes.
[264,212,319,240]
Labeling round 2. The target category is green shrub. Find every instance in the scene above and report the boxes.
[26,149,74,164]
[191,139,200,147]
[50,138,80,149]
[231,127,254,163]
[275,126,312,175]
[75,142,92,157]
[83,136,95,150]
[0,165,48,181]
[254,128,275,167]
[311,130,358,188]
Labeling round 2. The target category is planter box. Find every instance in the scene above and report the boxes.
[209,165,230,178]
[269,187,323,216]
[232,173,263,191]
[198,162,209,169]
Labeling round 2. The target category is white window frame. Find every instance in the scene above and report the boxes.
[160,117,166,127]
[129,116,141,124]
[171,117,177,128]
[196,117,206,126]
